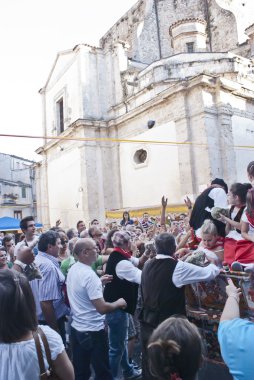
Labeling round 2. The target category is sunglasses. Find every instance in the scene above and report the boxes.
[61,240,68,244]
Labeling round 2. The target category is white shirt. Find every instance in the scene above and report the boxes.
[0,325,64,380]
[195,187,228,238]
[155,254,220,288]
[67,261,105,331]
[241,210,254,235]
[205,187,228,212]
[116,256,141,284]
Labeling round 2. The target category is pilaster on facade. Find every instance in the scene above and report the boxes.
[216,102,237,184]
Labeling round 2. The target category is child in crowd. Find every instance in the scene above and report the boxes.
[199,220,224,263]
[185,220,224,267]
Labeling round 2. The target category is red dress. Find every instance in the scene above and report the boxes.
[235,212,254,264]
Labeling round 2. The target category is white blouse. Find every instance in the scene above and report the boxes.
[0,325,64,380]
[241,210,254,235]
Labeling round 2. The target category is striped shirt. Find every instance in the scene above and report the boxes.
[140,219,153,230]
[30,251,69,321]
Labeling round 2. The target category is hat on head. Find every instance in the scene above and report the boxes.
[211,178,228,194]
[112,231,131,248]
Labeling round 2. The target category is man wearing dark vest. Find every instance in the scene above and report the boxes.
[104,231,149,380]
[139,232,220,380]
[189,178,228,237]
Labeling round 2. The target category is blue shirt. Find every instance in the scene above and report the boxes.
[30,251,69,321]
[218,318,254,380]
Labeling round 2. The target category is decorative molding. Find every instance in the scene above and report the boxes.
[169,18,206,35]
[231,108,254,120]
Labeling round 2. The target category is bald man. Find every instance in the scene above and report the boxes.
[67,238,126,380]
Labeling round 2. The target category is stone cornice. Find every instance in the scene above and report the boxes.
[38,119,109,153]
[38,73,254,153]
[169,18,206,35]
[231,108,254,120]
[109,74,217,126]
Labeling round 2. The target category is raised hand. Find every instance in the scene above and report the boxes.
[161,195,168,208]
[226,278,241,301]
[184,196,192,209]
[56,219,61,227]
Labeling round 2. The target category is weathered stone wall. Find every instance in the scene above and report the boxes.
[100,0,244,64]
[208,0,238,52]
[99,1,148,60]
[156,0,207,58]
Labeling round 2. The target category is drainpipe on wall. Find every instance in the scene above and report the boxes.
[204,0,212,52]
[154,0,162,59]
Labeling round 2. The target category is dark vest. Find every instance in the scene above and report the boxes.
[104,251,139,315]
[229,205,245,234]
[189,186,226,237]
[139,258,185,328]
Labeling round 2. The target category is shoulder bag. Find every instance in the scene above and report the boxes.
[33,328,60,379]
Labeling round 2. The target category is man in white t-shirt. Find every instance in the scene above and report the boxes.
[67,238,126,380]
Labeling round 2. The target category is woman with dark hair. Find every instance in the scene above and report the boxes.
[0,269,74,380]
[222,183,252,234]
[148,316,202,380]
[120,211,134,227]
[231,188,254,270]
[220,183,252,266]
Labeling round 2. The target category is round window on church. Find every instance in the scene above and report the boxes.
[133,149,148,164]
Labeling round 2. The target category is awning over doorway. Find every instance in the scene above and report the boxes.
[0,217,43,232]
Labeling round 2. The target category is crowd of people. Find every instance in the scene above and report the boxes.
[1,161,254,380]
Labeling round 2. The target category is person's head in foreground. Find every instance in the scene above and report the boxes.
[148,316,202,380]
[0,269,37,343]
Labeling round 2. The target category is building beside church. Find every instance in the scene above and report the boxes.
[35,0,254,228]
[0,153,36,219]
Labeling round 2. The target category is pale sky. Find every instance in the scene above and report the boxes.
[0,0,137,161]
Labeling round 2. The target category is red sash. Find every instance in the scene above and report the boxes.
[113,247,132,259]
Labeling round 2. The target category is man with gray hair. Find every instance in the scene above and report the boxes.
[139,232,220,380]
[104,230,150,380]
[67,238,127,380]
[30,230,68,345]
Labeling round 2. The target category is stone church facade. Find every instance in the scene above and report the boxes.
[35,0,254,228]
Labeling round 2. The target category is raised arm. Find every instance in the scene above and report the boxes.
[220,279,241,322]
[160,196,168,226]
[184,196,192,218]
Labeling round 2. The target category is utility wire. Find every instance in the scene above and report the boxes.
[0,133,254,150]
